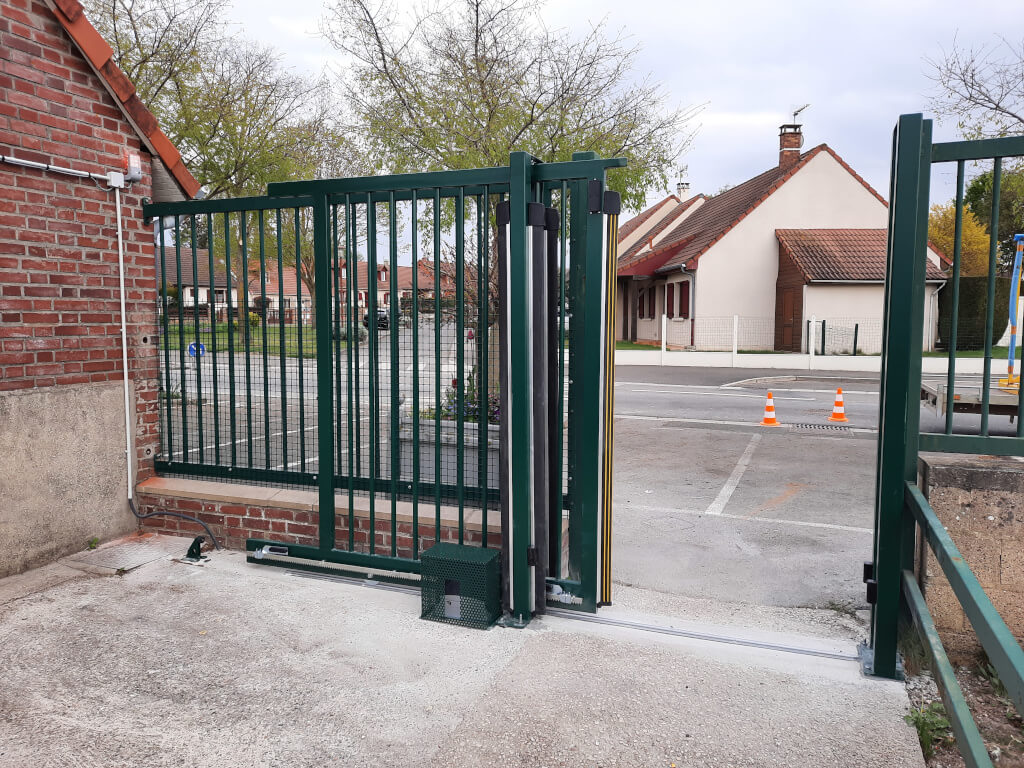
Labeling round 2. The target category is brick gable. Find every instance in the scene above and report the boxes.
[0,0,163,480]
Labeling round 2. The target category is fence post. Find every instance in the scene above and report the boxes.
[808,314,816,370]
[869,113,932,679]
[505,151,535,625]
[853,323,859,356]
[731,314,738,366]
[821,319,827,356]
[661,313,667,364]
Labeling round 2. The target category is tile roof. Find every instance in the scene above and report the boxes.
[617,195,705,271]
[47,0,200,197]
[776,229,946,282]
[650,145,831,273]
[158,247,231,288]
[617,195,678,242]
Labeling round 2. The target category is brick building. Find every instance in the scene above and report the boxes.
[0,0,199,576]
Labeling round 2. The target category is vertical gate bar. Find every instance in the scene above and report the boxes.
[456,188,466,541]
[981,158,1002,436]
[480,188,489,545]
[333,205,343,479]
[601,200,620,605]
[207,212,220,465]
[190,215,204,463]
[345,197,356,549]
[241,213,253,467]
[259,210,270,469]
[367,200,378,553]
[508,151,534,623]
[174,216,188,460]
[566,183,584,583]
[530,200,551,613]
[389,191,400,557]
[277,209,288,469]
[312,193,336,552]
[945,161,966,434]
[434,190,442,538]
[225,214,237,467]
[295,209,305,472]
[411,190,420,558]
[158,224,173,460]
[352,204,362,479]
[555,180,568,578]
[870,113,931,679]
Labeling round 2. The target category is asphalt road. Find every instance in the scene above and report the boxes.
[610,364,1018,612]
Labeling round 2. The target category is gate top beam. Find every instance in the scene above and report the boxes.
[932,135,1024,163]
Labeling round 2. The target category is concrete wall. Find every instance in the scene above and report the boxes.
[694,152,889,322]
[0,382,135,578]
[918,454,1024,662]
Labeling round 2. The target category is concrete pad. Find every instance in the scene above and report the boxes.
[0,538,923,768]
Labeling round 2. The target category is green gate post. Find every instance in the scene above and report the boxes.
[507,151,535,624]
[869,113,932,678]
[569,151,606,613]
[312,193,336,552]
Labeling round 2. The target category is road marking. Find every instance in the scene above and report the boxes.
[614,413,878,434]
[629,388,815,402]
[622,503,874,534]
[705,433,761,515]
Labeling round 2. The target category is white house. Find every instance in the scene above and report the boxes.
[616,124,947,353]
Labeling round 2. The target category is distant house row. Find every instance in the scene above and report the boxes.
[615,124,947,353]
[161,252,458,322]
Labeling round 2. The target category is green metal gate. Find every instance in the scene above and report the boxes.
[143,152,623,622]
[869,113,1024,766]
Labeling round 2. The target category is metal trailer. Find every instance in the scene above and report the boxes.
[920,378,1020,419]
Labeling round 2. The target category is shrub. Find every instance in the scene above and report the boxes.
[937,276,1011,350]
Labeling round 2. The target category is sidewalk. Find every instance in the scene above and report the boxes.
[0,534,924,768]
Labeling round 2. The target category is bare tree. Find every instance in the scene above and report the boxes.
[321,0,700,210]
[929,37,1024,139]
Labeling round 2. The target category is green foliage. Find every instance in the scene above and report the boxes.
[87,537,100,550]
[905,702,954,760]
[937,275,1011,350]
[929,202,993,277]
[82,0,347,198]
[322,0,699,210]
[965,166,1024,271]
[248,311,261,329]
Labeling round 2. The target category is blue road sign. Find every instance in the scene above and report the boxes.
[187,342,206,358]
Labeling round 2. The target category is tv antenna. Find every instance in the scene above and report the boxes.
[792,104,810,123]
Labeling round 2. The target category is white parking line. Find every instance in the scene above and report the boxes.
[705,434,761,515]
[622,503,873,534]
[629,389,815,402]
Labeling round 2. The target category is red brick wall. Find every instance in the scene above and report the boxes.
[0,0,161,479]
[136,492,496,558]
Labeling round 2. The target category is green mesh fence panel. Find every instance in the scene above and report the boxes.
[420,543,500,629]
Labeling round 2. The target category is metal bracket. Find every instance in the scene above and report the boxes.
[863,561,875,583]
[865,578,878,605]
[526,546,538,567]
[183,536,208,562]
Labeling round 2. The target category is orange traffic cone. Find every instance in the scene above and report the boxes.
[828,388,849,423]
[760,391,781,427]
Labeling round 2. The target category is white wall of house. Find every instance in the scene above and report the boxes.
[804,283,883,319]
[692,152,889,343]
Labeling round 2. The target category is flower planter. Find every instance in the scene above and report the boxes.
[398,416,500,490]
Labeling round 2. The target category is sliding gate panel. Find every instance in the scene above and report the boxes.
[145,154,624,618]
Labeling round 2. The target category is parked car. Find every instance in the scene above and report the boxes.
[363,308,391,330]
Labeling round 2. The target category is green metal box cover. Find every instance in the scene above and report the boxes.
[420,543,501,629]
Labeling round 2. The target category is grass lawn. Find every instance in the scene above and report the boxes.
[161,323,339,359]
[923,346,1011,359]
[615,340,658,351]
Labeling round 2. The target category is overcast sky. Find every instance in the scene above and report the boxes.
[225,0,1020,214]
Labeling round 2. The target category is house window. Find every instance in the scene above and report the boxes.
[667,284,675,319]
[648,287,655,318]
[680,282,690,319]
[638,288,645,319]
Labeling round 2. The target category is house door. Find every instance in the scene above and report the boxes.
[781,289,796,350]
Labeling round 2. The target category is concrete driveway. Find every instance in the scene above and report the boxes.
[0,535,923,768]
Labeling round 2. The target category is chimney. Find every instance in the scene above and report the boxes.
[779,124,803,170]
[676,180,690,198]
